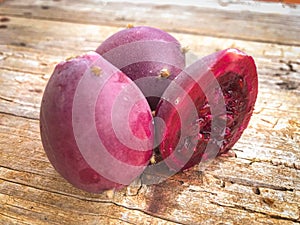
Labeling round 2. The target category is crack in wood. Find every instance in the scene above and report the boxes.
[4,202,137,225]
[209,200,300,222]
[188,188,218,196]
[0,212,32,225]
[0,178,184,225]
[112,201,188,225]
[0,96,14,102]
[0,165,52,179]
[211,175,294,192]
[0,131,40,141]
[237,156,300,171]
[0,66,46,76]
[0,111,39,120]
[0,97,41,108]
[273,59,300,90]
[123,176,144,197]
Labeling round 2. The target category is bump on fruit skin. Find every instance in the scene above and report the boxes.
[156,48,258,171]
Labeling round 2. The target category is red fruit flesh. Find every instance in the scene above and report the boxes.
[96,26,185,110]
[156,48,258,171]
[40,52,153,193]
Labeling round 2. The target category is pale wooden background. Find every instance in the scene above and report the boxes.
[0,0,300,224]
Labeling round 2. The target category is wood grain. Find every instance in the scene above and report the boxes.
[0,0,300,46]
[0,0,300,224]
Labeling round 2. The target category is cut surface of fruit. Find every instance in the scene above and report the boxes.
[156,48,258,171]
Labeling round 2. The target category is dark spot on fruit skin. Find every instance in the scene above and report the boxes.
[79,168,101,184]
[117,72,128,83]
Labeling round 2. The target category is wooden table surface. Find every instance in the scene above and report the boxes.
[0,0,300,224]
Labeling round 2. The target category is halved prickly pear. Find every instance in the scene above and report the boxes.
[40,52,154,193]
[156,48,258,171]
[96,26,185,110]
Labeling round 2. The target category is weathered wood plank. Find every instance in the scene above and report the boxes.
[1,15,300,60]
[1,17,299,118]
[0,184,178,225]
[1,109,299,224]
[0,0,300,46]
[1,161,299,225]
[0,1,300,224]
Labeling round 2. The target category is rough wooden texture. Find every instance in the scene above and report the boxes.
[0,0,300,224]
[1,0,300,46]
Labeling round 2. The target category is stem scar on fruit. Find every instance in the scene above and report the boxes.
[150,154,156,164]
[91,66,102,76]
[65,56,77,61]
[159,68,171,78]
[126,23,134,29]
[181,46,190,54]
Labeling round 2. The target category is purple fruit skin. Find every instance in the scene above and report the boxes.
[96,26,185,110]
[40,52,154,193]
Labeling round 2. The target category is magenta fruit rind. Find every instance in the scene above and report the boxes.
[137,52,230,185]
[72,53,153,182]
[156,48,258,171]
[40,52,154,193]
[96,26,185,110]
[40,25,258,192]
